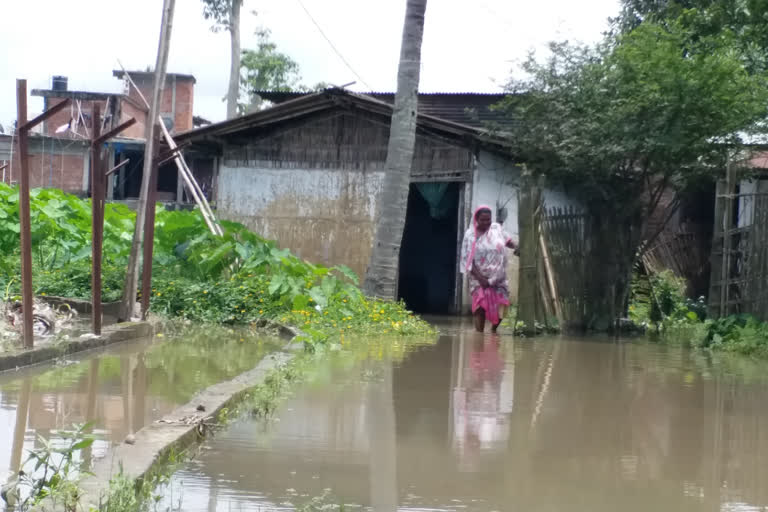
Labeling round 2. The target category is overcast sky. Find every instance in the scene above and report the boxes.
[0,0,619,129]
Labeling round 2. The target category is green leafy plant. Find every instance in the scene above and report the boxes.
[3,423,94,512]
[0,184,435,345]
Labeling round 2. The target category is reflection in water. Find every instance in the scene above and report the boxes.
[451,333,514,471]
[0,332,282,482]
[163,323,768,512]
[368,360,397,512]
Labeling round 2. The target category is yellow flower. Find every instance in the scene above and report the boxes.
[156,292,162,297]
[259,310,263,314]
[40,292,46,296]
[203,290,208,294]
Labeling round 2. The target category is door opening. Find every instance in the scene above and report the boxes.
[398,182,461,314]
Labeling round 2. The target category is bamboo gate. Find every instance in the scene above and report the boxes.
[516,170,591,332]
[540,206,590,330]
[708,172,768,320]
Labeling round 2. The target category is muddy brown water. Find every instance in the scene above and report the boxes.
[161,318,768,512]
[0,329,282,485]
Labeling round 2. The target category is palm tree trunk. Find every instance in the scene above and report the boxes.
[226,0,242,119]
[363,0,428,298]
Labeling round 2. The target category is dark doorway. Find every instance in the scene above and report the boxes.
[398,182,461,314]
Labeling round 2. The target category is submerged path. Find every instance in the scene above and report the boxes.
[0,328,283,486]
[162,318,768,512]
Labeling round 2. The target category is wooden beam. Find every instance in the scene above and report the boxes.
[20,98,71,131]
[93,117,136,146]
[105,158,130,177]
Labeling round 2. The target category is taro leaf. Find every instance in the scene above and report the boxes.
[292,294,309,311]
[333,265,359,285]
[268,274,286,296]
[308,286,328,308]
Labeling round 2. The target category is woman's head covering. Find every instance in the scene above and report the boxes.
[466,205,493,272]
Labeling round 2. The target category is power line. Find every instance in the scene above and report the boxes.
[295,0,373,90]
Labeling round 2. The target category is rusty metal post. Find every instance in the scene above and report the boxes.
[141,129,161,319]
[16,80,34,347]
[91,103,103,334]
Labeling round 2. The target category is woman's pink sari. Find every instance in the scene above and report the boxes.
[460,205,513,325]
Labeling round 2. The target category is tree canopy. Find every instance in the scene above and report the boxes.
[201,0,242,31]
[500,22,768,209]
[613,0,768,71]
[497,20,768,328]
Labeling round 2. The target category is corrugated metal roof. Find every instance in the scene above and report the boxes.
[252,90,513,129]
[177,89,514,154]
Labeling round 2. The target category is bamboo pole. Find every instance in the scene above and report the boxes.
[539,233,563,327]
[117,60,221,236]
[720,164,735,317]
[141,130,161,319]
[119,0,175,322]
[517,167,539,335]
[158,120,221,235]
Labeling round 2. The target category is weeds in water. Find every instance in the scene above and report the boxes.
[1,423,93,512]
[296,489,348,511]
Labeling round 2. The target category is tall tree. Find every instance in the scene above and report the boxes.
[240,29,302,113]
[498,23,768,329]
[613,0,768,71]
[202,0,243,119]
[363,0,428,299]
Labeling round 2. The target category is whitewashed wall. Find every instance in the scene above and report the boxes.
[218,150,582,314]
[465,150,580,307]
[217,165,385,277]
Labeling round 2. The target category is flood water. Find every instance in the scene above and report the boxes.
[0,328,282,484]
[165,319,768,512]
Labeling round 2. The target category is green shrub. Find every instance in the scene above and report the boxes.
[0,185,434,344]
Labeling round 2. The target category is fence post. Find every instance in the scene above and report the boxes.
[720,164,736,317]
[517,168,540,335]
[707,180,726,318]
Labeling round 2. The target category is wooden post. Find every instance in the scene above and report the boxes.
[141,130,161,319]
[517,168,540,335]
[120,0,176,322]
[15,80,34,347]
[13,82,71,347]
[720,164,735,317]
[708,179,726,318]
[91,103,103,335]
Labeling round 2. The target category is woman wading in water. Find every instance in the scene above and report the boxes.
[460,206,519,333]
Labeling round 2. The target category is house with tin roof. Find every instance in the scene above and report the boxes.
[178,88,579,314]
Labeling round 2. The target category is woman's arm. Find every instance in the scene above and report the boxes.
[470,266,490,288]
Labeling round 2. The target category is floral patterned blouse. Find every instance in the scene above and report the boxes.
[460,223,513,296]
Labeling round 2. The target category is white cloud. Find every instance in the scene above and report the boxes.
[0,0,619,128]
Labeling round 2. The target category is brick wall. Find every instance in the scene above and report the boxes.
[42,97,113,139]
[2,147,86,193]
[120,101,148,139]
[124,74,194,133]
